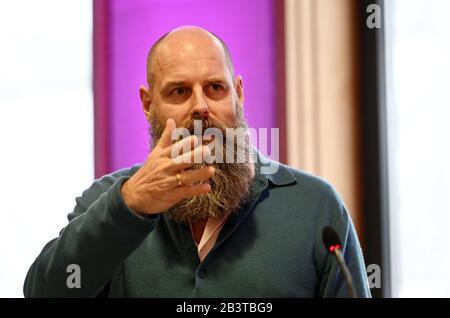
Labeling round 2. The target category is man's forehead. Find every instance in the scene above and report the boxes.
[155,35,225,66]
[156,48,224,68]
[157,55,225,74]
[153,40,229,83]
[156,61,229,88]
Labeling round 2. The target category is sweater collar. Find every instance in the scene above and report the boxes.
[254,150,297,187]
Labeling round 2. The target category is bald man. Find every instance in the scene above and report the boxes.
[24,26,371,298]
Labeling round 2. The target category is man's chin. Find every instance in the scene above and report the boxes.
[168,161,255,224]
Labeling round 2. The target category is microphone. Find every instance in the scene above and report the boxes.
[322,226,356,298]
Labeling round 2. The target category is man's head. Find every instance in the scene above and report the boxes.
[139,26,254,223]
[140,25,243,131]
[145,28,234,89]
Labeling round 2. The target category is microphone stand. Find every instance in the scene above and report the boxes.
[332,246,357,298]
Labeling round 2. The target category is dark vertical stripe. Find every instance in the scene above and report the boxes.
[275,0,287,164]
[358,0,391,298]
[93,0,111,178]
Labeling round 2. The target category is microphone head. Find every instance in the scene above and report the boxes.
[322,226,342,252]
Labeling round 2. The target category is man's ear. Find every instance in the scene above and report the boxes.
[234,75,244,106]
[139,85,152,120]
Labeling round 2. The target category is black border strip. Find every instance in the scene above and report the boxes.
[358,0,391,298]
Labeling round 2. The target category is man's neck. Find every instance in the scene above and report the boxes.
[189,162,255,245]
[191,218,208,245]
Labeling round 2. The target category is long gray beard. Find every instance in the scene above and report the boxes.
[149,104,255,224]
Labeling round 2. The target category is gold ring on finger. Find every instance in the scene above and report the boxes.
[176,173,183,187]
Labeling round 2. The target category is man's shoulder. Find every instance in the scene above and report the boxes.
[104,163,143,181]
[262,159,341,202]
[262,160,350,232]
[73,163,143,214]
[89,163,143,191]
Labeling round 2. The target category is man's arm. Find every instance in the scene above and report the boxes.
[23,174,158,297]
[24,119,215,297]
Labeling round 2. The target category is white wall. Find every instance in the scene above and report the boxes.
[0,0,93,297]
[386,0,450,297]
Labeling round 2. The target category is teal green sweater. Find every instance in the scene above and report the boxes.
[24,153,371,298]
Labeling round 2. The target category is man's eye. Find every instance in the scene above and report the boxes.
[205,83,227,100]
[173,87,186,96]
[210,84,223,91]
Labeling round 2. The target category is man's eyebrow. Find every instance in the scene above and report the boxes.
[204,78,228,85]
[160,80,188,91]
[161,78,229,90]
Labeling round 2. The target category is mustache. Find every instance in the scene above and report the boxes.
[180,117,228,135]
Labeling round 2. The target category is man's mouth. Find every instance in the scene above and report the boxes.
[201,134,215,144]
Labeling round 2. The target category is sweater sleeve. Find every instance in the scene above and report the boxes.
[23,169,159,298]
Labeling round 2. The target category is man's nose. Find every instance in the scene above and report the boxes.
[190,89,209,120]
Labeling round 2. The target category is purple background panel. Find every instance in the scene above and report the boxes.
[104,0,278,172]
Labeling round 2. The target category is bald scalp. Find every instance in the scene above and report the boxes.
[146,27,235,87]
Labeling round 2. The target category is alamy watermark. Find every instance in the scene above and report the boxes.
[366,4,381,29]
[169,120,280,174]
[367,263,381,289]
[65,263,381,290]
[66,264,81,289]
